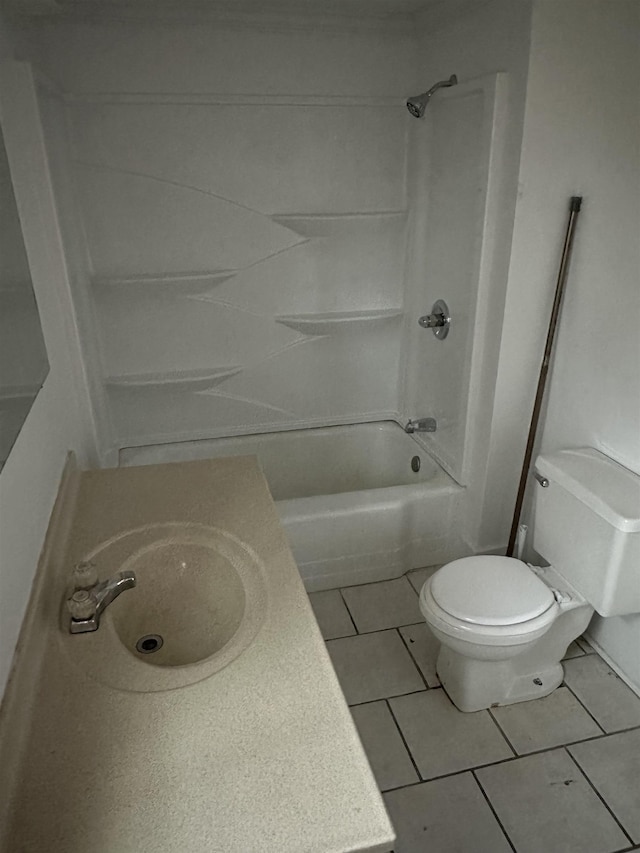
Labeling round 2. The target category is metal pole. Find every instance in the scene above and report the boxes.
[506,196,583,558]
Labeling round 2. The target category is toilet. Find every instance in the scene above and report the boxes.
[419,447,640,712]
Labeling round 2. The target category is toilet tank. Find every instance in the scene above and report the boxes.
[532,448,640,617]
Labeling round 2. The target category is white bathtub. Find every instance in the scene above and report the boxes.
[120,421,464,590]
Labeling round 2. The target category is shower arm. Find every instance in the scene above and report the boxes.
[425,75,457,100]
[406,74,458,118]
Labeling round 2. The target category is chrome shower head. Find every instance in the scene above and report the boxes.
[406,74,458,118]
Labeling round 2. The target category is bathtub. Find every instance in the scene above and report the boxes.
[120,421,464,591]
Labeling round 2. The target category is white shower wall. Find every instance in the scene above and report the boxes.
[30,21,418,450]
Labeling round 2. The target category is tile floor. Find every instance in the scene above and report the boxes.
[309,569,640,853]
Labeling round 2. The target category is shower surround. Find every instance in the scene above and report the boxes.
[42,24,414,451]
[29,17,510,586]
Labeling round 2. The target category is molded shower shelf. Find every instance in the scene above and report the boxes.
[105,366,242,393]
[92,269,238,293]
[0,281,40,302]
[275,309,403,336]
[0,384,41,406]
[270,210,407,238]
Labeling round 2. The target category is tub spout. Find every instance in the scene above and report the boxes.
[405,418,437,434]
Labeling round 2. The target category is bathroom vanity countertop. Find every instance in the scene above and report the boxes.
[0,456,394,853]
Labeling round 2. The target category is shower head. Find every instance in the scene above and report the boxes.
[406,74,458,118]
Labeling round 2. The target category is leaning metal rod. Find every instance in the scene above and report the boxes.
[506,196,583,558]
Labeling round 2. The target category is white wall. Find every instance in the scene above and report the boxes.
[35,85,115,463]
[401,71,510,488]
[0,31,98,698]
[0,123,49,465]
[28,20,417,452]
[515,0,640,689]
[413,0,533,548]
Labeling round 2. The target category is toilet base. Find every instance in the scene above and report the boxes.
[434,591,593,713]
[437,645,564,712]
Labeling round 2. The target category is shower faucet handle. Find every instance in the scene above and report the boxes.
[418,299,451,340]
[405,418,437,434]
[419,313,448,328]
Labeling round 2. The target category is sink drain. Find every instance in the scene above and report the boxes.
[136,634,163,654]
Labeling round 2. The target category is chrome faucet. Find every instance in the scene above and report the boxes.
[405,417,437,434]
[66,562,136,634]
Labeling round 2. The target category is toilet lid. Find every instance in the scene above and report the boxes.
[430,556,556,626]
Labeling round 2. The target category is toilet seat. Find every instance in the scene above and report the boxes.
[431,556,556,626]
[419,556,559,648]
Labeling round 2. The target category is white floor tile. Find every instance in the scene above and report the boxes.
[577,636,597,654]
[570,728,640,843]
[405,565,440,594]
[389,689,513,780]
[398,623,440,688]
[341,578,422,633]
[327,631,425,706]
[476,748,629,853]
[384,773,512,853]
[351,701,418,792]
[490,686,602,754]
[563,655,640,732]
[308,589,356,640]
[563,640,585,660]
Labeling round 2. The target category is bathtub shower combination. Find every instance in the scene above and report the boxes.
[121,422,463,590]
[116,71,507,591]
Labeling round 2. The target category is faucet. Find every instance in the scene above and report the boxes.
[66,562,136,634]
[405,417,437,434]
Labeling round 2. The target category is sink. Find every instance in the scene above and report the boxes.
[112,541,246,666]
[60,523,268,692]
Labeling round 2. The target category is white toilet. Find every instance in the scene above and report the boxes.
[419,447,640,712]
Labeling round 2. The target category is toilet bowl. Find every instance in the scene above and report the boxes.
[419,556,592,712]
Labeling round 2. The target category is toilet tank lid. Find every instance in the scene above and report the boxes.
[535,448,640,533]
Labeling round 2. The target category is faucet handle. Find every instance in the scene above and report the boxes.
[67,589,97,621]
[72,561,98,589]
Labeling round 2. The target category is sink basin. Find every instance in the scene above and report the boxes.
[60,523,268,692]
[112,541,246,666]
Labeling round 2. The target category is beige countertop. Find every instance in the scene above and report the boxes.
[0,456,394,853]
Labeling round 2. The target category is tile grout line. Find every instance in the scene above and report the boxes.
[348,688,432,709]
[324,630,359,641]
[384,698,424,784]
[369,735,640,789]
[338,571,425,593]
[563,747,635,847]
[326,624,430,643]
[487,707,518,757]
[356,624,421,636]
[348,616,433,636]
[396,627,432,692]
[576,636,596,655]
[562,679,607,734]
[337,587,360,635]
[472,770,517,853]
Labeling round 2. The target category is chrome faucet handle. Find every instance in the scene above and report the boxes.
[419,312,447,328]
[405,418,437,434]
[418,299,451,340]
[72,561,99,589]
[67,589,97,622]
